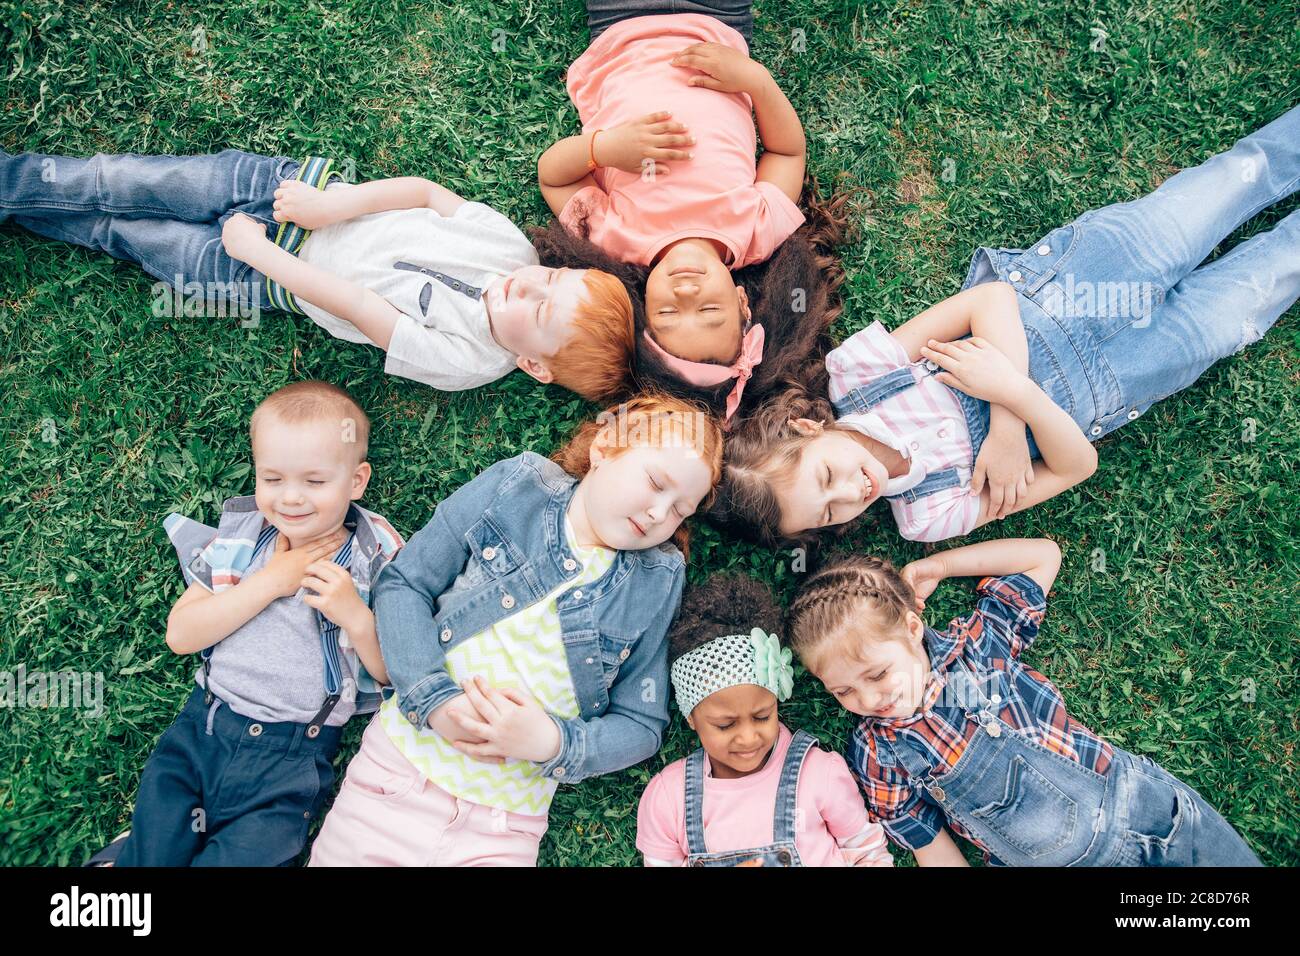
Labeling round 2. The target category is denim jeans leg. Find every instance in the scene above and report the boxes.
[1055,106,1300,301]
[1097,207,1300,412]
[586,1,754,41]
[0,148,285,223]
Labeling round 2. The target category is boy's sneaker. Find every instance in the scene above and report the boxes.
[84,829,131,867]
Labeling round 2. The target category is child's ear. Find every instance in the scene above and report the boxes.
[351,461,373,501]
[788,417,825,437]
[516,355,555,384]
[735,285,751,323]
[588,425,616,470]
[905,610,925,645]
[685,712,696,732]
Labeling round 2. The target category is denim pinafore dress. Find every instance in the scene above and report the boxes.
[682,730,818,867]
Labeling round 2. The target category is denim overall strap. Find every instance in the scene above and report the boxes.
[831,365,988,504]
[894,668,1114,866]
[682,747,711,858]
[771,730,817,847]
[264,156,345,314]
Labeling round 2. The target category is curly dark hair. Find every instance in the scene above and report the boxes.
[666,573,783,664]
[529,179,853,419]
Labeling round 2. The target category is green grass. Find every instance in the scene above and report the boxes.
[1,0,1297,866]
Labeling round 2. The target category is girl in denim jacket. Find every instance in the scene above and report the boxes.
[786,539,1260,866]
[716,103,1299,545]
[308,395,723,866]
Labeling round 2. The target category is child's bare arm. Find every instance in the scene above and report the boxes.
[273,177,467,230]
[912,828,971,866]
[670,43,805,202]
[222,214,402,349]
[166,531,347,655]
[920,338,1098,521]
[906,538,1063,596]
[537,113,692,216]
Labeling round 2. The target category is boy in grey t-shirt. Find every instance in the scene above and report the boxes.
[91,380,404,866]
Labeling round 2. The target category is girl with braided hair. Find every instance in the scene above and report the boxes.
[786,540,1260,867]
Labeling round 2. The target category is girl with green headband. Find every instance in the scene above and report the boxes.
[635,574,893,867]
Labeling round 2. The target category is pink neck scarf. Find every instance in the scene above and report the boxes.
[641,323,765,422]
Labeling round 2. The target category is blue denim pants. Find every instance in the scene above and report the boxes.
[892,671,1261,866]
[962,104,1300,458]
[114,686,341,867]
[0,148,301,314]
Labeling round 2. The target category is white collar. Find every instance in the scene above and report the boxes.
[836,412,927,496]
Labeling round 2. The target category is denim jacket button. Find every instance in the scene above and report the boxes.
[501,594,516,609]
[618,647,631,661]
[572,590,583,600]
[553,767,565,778]
[440,627,452,643]
[1127,408,1139,420]
[930,785,946,802]
[586,657,594,665]
[407,710,419,723]
[482,546,497,561]
[1089,424,1103,436]
[563,558,577,572]
[1037,244,1051,255]
[1008,270,1023,282]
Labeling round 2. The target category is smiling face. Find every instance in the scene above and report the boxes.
[687,683,780,779]
[644,240,747,363]
[568,434,715,552]
[485,266,591,379]
[773,424,890,535]
[811,615,930,719]
[252,415,370,546]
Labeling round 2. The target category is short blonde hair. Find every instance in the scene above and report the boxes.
[546,270,635,402]
[249,380,370,464]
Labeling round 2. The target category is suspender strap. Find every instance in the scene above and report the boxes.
[682,748,710,857]
[264,156,344,314]
[830,367,915,417]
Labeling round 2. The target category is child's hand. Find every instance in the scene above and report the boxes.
[446,676,562,765]
[272,179,339,230]
[900,556,947,611]
[429,694,493,747]
[671,42,769,95]
[973,428,1035,519]
[220,212,268,262]
[258,529,348,598]
[921,337,1028,406]
[301,560,369,632]
[598,111,694,175]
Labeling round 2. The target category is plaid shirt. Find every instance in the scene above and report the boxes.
[846,573,1114,854]
[163,495,404,713]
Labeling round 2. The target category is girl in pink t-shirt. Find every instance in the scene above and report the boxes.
[536,12,842,426]
[636,574,892,867]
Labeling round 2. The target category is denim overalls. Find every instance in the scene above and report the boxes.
[834,103,1300,499]
[881,670,1261,866]
[682,730,817,867]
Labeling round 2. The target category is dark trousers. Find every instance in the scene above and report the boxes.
[115,686,341,867]
[586,1,754,42]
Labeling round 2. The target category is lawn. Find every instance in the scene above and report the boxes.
[1,0,1297,866]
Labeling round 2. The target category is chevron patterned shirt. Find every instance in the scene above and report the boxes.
[380,522,615,815]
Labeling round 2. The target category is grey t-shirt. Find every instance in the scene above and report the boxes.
[197,540,358,727]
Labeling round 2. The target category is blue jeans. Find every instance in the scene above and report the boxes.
[586,1,753,42]
[0,148,300,313]
[891,670,1261,866]
[963,104,1300,457]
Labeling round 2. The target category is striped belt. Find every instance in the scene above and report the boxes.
[265,156,343,314]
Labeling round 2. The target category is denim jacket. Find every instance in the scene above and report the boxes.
[375,452,683,785]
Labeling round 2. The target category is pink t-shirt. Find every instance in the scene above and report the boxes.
[826,321,981,542]
[636,723,892,866]
[560,14,805,268]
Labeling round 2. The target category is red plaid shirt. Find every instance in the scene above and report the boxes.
[846,573,1114,853]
